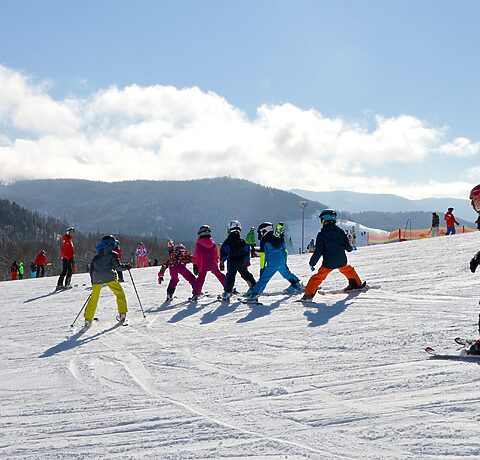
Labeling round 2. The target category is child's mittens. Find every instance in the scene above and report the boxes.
[219,261,225,271]
[158,273,163,284]
[309,265,315,272]
[193,265,199,276]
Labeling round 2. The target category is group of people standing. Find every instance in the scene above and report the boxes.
[10,249,48,280]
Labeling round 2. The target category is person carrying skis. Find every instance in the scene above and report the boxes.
[444,207,459,235]
[245,227,257,257]
[219,220,256,301]
[10,260,18,280]
[35,250,47,277]
[244,222,302,302]
[56,227,75,291]
[84,235,132,329]
[190,225,226,302]
[158,243,196,301]
[300,209,365,302]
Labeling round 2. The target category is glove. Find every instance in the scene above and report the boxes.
[219,261,225,271]
[245,260,251,267]
[124,263,132,270]
[309,265,315,272]
[158,274,163,285]
[259,268,264,277]
[470,256,479,273]
[193,264,199,276]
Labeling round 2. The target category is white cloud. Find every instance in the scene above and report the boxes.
[438,137,480,156]
[0,64,478,199]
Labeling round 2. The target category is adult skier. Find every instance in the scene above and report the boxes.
[444,207,459,235]
[84,235,132,329]
[35,250,47,278]
[56,227,75,291]
[245,227,257,257]
[219,220,256,301]
[300,209,365,302]
[244,222,302,302]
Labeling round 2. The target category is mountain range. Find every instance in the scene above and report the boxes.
[291,189,477,222]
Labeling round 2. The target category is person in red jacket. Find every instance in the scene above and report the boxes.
[444,207,459,235]
[34,250,47,278]
[56,227,75,290]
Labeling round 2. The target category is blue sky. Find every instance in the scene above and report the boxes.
[0,0,479,199]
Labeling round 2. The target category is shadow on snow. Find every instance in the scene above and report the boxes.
[39,322,124,358]
[303,290,363,327]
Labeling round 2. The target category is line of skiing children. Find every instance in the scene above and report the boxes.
[155,209,364,304]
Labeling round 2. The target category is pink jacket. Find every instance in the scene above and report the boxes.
[192,237,219,272]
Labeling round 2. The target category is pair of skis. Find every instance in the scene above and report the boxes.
[425,337,480,360]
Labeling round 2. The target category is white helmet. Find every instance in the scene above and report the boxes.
[227,220,241,234]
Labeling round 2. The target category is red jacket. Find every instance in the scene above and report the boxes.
[61,234,75,260]
[35,252,47,265]
[444,211,459,227]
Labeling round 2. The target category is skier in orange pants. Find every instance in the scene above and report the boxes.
[301,209,364,302]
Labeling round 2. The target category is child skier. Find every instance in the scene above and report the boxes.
[84,235,132,329]
[158,244,197,301]
[244,222,302,302]
[191,225,226,301]
[219,220,256,301]
[301,209,365,302]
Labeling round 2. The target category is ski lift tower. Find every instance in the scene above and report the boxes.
[300,201,308,254]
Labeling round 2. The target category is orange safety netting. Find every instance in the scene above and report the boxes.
[367,226,477,244]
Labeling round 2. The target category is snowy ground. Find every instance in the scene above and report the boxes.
[2,232,480,459]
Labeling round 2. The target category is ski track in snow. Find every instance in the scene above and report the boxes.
[3,232,480,458]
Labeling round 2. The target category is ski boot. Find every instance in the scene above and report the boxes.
[343,280,366,292]
[116,313,127,323]
[245,292,259,302]
[84,319,93,330]
[284,281,302,294]
[221,291,231,302]
[188,295,199,302]
[299,294,314,303]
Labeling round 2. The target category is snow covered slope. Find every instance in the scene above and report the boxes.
[2,232,480,459]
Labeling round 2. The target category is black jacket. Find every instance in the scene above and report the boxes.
[309,224,353,269]
[220,232,250,265]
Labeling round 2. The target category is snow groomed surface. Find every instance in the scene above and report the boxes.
[2,231,480,458]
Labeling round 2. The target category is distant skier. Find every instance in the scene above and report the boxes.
[30,262,36,278]
[219,220,256,301]
[444,207,459,235]
[300,209,365,302]
[431,212,440,237]
[245,227,257,257]
[56,227,75,291]
[35,249,47,278]
[113,239,124,282]
[307,239,315,253]
[18,261,24,280]
[158,244,196,301]
[10,260,18,280]
[84,235,132,329]
[135,242,149,268]
[190,225,226,302]
[244,222,302,302]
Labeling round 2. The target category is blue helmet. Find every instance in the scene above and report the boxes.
[319,209,337,224]
[96,234,116,252]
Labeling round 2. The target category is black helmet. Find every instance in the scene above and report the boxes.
[197,224,212,237]
[257,222,274,239]
[102,234,116,249]
[319,209,337,224]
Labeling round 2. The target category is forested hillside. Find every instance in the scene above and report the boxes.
[0,178,327,240]
[0,199,174,281]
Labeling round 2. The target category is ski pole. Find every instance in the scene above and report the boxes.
[70,293,92,328]
[128,270,146,318]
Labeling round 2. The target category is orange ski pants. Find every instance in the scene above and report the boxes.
[304,264,362,297]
